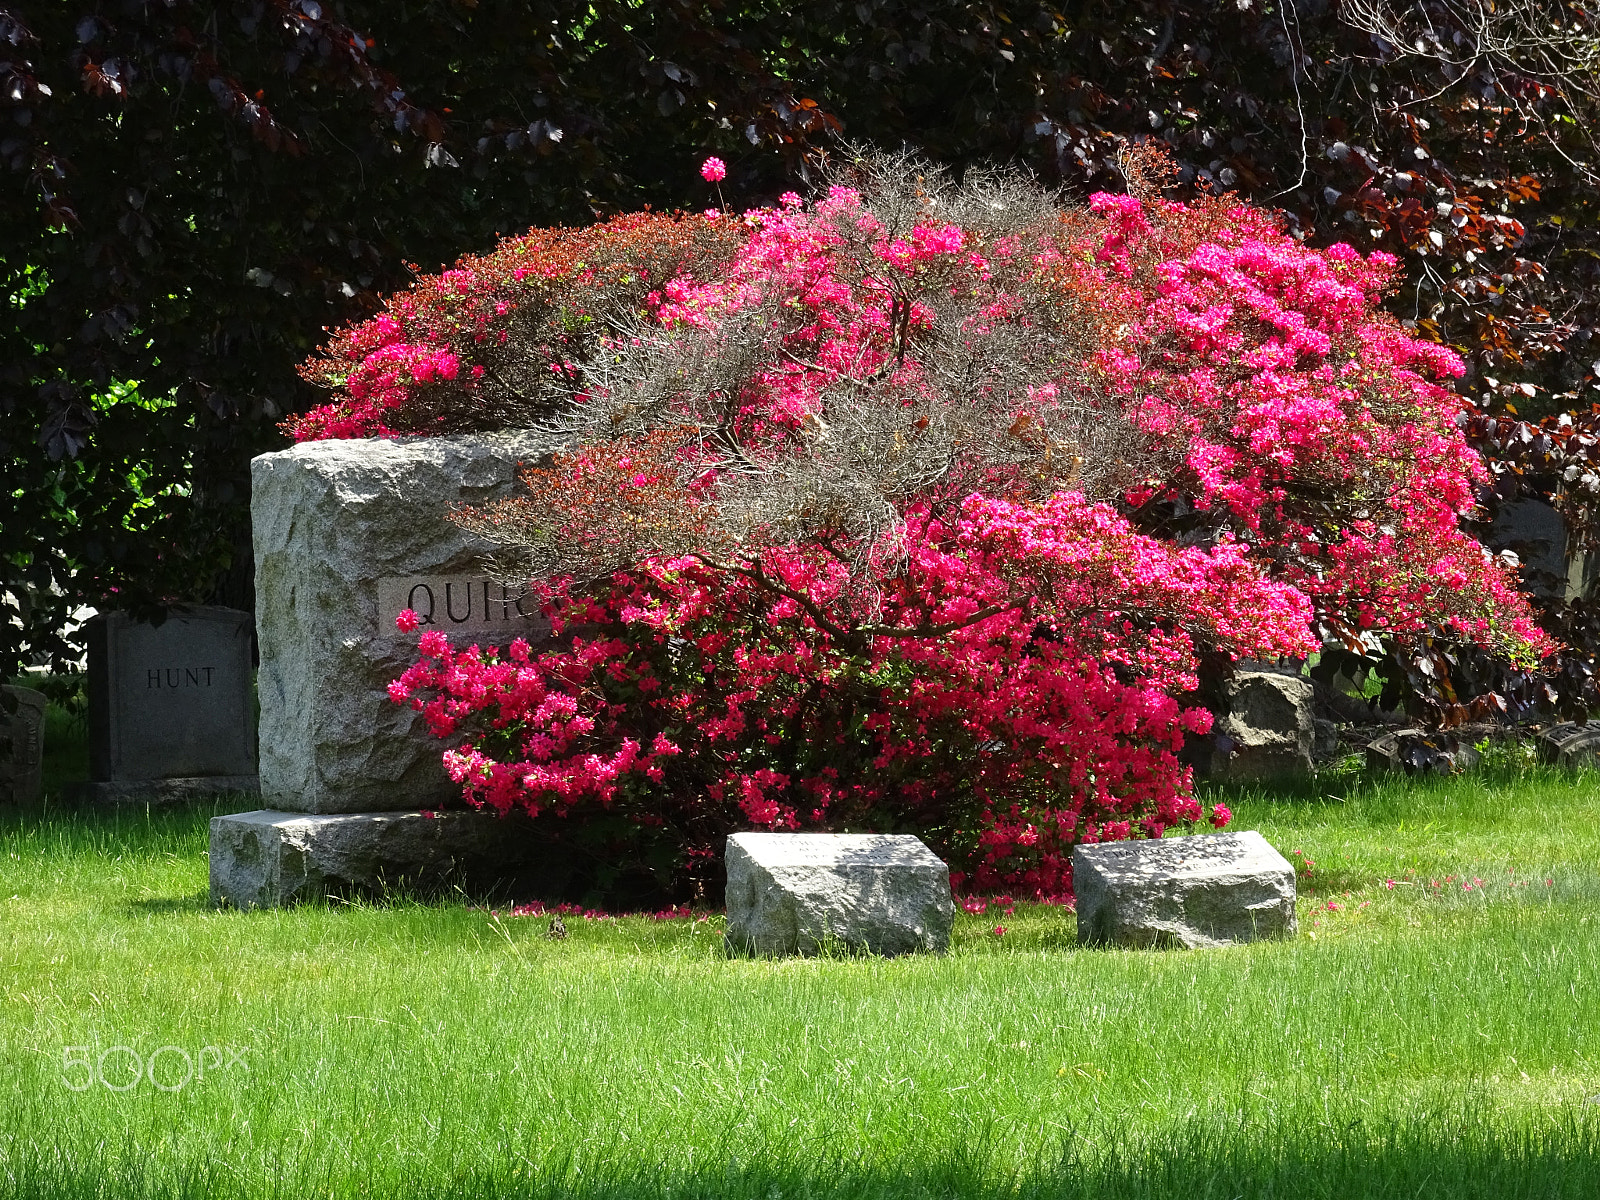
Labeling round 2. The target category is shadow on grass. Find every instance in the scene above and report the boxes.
[7,1106,1598,1200]
[123,893,213,917]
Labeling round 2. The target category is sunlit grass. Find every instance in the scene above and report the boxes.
[2,758,1598,1198]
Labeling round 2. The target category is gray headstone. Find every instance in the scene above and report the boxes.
[1073,830,1296,949]
[1538,722,1600,768]
[724,832,954,956]
[86,608,255,783]
[0,685,47,804]
[210,807,553,909]
[251,433,557,813]
[1210,667,1314,781]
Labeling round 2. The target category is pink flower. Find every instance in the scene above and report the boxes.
[1208,803,1232,828]
[991,925,1007,937]
[396,609,420,633]
[700,156,727,183]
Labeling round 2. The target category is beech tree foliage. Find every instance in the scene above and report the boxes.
[7,0,1600,728]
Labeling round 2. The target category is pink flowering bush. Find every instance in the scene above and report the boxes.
[392,491,1310,899]
[303,150,1548,901]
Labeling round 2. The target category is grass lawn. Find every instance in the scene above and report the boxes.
[2,748,1599,1198]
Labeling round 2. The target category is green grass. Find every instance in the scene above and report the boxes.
[3,759,1599,1198]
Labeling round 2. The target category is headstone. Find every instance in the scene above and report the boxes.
[251,432,556,814]
[0,685,47,804]
[1538,722,1600,767]
[724,832,954,956]
[210,808,557,909]
[1483,497,1571,601]
[1073,831,1296,949]
[1206,667,1315,781]
[77,607,257,802]
[1366,729,1481,775]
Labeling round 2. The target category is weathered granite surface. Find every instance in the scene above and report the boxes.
[0,685,47,804]
[252,433,557,813]
[210,807,550,908]
[86,607,255,783]
[1074,830,1296,949]
[1212,668,1315,781]
[724,832,954,956]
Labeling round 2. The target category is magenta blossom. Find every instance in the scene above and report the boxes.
[700,156,727,183]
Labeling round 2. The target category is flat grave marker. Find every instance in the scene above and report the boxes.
[1074,830,1296,949]
[725,832,955,956]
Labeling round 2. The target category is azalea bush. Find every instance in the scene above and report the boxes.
[300,149,1548,900]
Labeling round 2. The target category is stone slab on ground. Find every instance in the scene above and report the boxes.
[0,685,47,804]
[1538,722,1600,767]
[210,807,551,908]
[1073,830,1296,949]
[252,432,558,814]
[86,607,256,784]
[70,776,260,806]
[724,832,954,956]
[1212,667,1315,781]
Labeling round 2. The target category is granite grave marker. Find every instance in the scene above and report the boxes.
[251,431,556,814]
[0,685,47,804]
[1073,830,1296,949]
[724,832,955,956]
[79,607,257,802]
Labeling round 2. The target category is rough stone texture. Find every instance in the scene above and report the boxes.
[1366,729,1482,775]
[86,607,256,783]
[1313,718,1339,760]
[210,807,553,908]
[1538,722,1600,767]
[1210,667,1315,781]
[70,776,260,806]
[0,685,47,804]
[724,832,954,956]
[252,433,557,813]
[1074,830,1296,949]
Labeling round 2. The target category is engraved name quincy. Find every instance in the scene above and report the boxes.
[376,576,551,639]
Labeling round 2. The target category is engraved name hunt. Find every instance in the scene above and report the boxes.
[147,667,217,689]
[375,575,551,638]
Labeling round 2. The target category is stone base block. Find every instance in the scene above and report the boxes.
[1074,830,1296,949]
[70,775,261,805]
[210,808,549,909]
[724,832,954,956]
